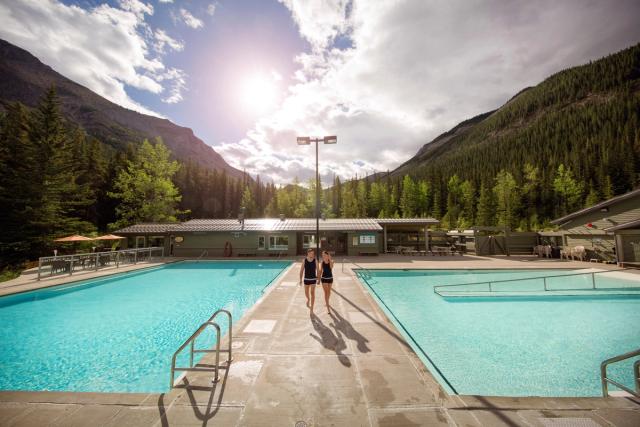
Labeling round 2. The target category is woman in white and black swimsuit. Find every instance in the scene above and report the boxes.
[299,248,318,311]
[320,250,334,314]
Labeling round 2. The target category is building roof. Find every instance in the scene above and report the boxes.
[376,218,439,225]
[113,223,176,234]
[551,188,640,225]
[604,218,640,232]
[171,218,383,232]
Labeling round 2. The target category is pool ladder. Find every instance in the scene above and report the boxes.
[601,348,640,397]
[341,258,373,280]
[169,309,232,388]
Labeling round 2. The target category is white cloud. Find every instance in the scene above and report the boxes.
[206,3,216,16]
[179,8,203,29]
[0,0,188,116]
[117,0,153,18]
[218,0,640,184]
[158,0,173,3]
[154,28,184,53]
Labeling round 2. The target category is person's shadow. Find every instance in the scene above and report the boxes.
[309,312,351,367]
[329,310,371,354]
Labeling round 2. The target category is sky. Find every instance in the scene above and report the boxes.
[1,0,640,185]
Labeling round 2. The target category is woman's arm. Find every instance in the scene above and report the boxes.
[299,259,305,283]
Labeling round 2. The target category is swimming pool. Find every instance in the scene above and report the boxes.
[357,269,640,397]
[0,260,290,393]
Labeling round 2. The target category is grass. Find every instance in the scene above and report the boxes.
[0,268,21,283]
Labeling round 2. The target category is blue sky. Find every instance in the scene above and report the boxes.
[2,1,640,184]
[63,0,309,144]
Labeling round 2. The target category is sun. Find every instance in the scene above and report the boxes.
[239,73,278,114]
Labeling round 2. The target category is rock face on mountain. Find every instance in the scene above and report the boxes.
[0,39,244,179]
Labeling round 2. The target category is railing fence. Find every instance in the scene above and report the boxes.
[37,246,164,280]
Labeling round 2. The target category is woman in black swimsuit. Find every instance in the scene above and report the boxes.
[299,248,318,310]
[320,250,334,314]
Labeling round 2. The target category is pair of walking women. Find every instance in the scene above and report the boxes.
[299,248,334,314]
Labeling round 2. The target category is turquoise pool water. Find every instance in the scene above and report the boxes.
[0,261,290,393]
[358,269,640,397]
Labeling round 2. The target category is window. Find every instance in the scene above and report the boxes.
[258,236,266,250]
[269,235,289,250]
[149,236,164,248]
[303,234,316,248]
[359,235,376,245]
[352,236,358,246]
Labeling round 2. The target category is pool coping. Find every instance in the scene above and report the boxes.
[1,256,639,426]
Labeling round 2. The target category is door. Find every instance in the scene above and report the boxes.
[136,236,146,248]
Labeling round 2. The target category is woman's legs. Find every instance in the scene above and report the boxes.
[304,283,311,307]
[322,283,332,312]
[308,284,316,311]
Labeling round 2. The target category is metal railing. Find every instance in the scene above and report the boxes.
[198,249,209,259]
[341,258,373,280]
[170,309,232,388]
[433,268,640,297]
[37,246,164,280]
[601,348,640,397]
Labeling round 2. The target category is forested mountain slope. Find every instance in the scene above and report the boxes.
[0,39,244,180]
[380,42,640,225]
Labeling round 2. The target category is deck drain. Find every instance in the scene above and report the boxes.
[295,421,307,427]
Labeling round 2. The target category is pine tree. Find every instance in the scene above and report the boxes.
[0,102,37,264]
[476,183,495,226]
[29,87,94,250]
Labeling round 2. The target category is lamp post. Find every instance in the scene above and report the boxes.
[296,135,337,258]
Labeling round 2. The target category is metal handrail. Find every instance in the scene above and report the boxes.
[169,309,232,388]
[433,268,639,296]
[341,258,373,280]
[37,247,164,280]
[198,249,209,259]
[601,348,640,397]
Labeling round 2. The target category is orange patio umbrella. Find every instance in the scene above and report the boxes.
[94,234,125,241]
[54,234,94,242]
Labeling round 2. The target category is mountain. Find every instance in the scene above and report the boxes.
[0,39,244,180]
[390,42,640,198]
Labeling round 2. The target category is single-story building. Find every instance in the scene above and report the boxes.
[114,217,440,257]
[551,188,640,264]
[604,219,640,267]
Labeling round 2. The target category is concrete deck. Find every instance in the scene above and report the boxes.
[1,255,639,426]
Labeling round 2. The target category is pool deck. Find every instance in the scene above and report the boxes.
[1,255,639,426]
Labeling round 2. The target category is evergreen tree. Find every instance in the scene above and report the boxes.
[0,103,37,264]
[29,87,94,249]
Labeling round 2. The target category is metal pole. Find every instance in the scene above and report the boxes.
[116,251,120,268]
[316,138,320,259]
[37,258,42,281]
[543,277,547,291]
[592,273,596,289]
[69,257,74,276]
[134,249,137,264]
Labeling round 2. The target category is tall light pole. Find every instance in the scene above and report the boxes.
[296,135,337,258]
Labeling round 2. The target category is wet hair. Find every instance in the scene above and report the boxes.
[307,248,315,254]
